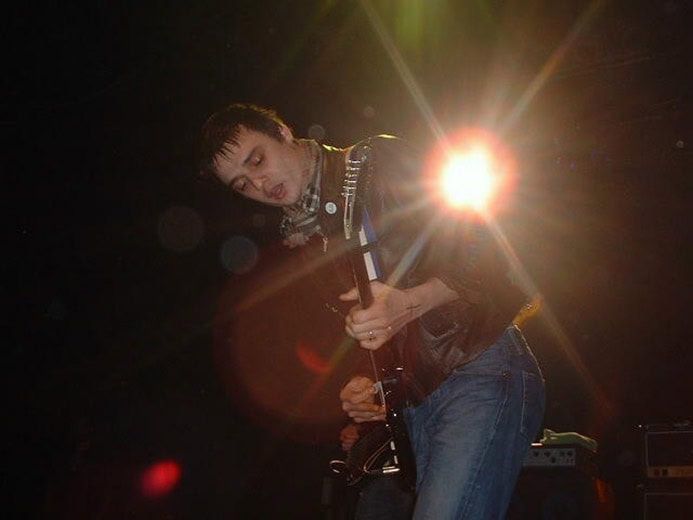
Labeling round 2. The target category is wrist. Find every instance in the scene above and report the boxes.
[403,289,423,321]
[403,278,459,322]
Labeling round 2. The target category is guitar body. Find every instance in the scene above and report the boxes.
[338,327,416,489]
[341,422,397,486]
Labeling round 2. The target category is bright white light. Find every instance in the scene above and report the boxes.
[441,149,496,210]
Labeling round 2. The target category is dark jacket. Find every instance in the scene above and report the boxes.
[314,135,526,403]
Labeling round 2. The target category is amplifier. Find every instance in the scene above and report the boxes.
[643,492,693,519]
[643,423,693,479]
[509,471,614,519]
[523,443,597,476]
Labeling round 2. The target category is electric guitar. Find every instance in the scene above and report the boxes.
[336,142,416,489]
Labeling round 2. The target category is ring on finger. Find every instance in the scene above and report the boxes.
[368,330,375,341]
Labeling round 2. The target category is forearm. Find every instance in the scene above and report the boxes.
[341,277,461,351]
[401,277,460,323]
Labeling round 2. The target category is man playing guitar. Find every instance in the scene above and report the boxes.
[199,103,545,519]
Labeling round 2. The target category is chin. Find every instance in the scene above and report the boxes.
[273,198,296,208]
[284,194,301,206]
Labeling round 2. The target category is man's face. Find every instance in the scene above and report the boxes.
[213,125,311,207]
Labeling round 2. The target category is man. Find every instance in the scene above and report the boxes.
[199,103,545,519]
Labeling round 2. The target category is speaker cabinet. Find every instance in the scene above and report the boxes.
[643,491,693,519]
[639,422,693,518]
[643,425,693,479]
[507,469,614,519]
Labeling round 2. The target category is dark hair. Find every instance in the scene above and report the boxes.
[198,103,289,178]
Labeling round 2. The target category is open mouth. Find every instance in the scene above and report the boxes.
[269,183,285,200]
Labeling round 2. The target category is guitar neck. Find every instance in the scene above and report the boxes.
[351,248,374,308]
[349,223,391,404]
[353,213,381,307]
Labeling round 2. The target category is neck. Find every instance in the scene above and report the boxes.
[299,139,319,188]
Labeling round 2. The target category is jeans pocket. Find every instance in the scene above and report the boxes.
[520,370,546,441]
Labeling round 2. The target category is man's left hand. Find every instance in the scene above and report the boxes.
[339,281,414,350]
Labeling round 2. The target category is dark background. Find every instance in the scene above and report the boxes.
[4,1,691,518]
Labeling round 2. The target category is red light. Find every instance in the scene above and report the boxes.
[140,460,181,498]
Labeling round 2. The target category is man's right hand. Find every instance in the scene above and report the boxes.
[339,376,386,423]
[339,423,360,451]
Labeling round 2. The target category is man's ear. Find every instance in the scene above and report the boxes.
[279,124,294,142]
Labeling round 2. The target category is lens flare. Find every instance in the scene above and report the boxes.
[140,460,181,498]
[296,341,331,375]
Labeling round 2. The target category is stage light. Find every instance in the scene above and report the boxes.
[426,128,517,217]
[441,148,496,211]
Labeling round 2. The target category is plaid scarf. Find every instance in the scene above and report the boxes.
[279,141,322,240]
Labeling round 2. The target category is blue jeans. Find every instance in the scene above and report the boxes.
[354,475,415,520]
[403,326,545,519]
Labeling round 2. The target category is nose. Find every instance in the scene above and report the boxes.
[248,172,266,191]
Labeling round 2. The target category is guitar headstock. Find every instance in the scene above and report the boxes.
[343,142,373,240]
